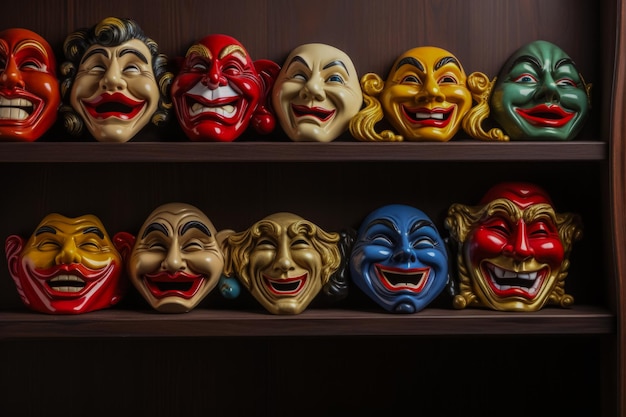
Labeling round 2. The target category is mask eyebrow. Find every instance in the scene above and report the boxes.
[83,226,104,239]
[181,220,211,237]
[434,56,460,71]
[219,44,247,60]
[365,218,400,234]
[409,219,435,234]
[510,54,542,73]
[323,59,349,75]
[142,222,169,239]
[287,55,310,71]
[35,226,57,236]
[555,57,576,70]
[118,47,148,64]
[14,40,49,61]
[396,56,424,73]
[81,47,109,64]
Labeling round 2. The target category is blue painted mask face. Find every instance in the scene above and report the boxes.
[350,204,448,313]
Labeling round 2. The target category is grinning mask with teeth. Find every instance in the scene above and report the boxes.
[171,34,279,142]
[350,204,449,313]
[5,213,127,314]
[221,212,341,315]
[350,46,479,142]
[445,182,583,311]
[0,28,60,142]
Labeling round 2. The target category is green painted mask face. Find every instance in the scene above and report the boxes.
[490,40,590,141]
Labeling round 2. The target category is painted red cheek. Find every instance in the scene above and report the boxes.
[531,239,565,264]
[470,230,507,251]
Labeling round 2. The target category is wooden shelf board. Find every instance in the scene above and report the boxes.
[0,305,614,339]
[0,141,607,162]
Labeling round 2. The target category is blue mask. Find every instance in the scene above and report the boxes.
[350,204,448,313]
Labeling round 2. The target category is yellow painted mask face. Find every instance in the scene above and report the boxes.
[380,46,472,142]
[6,213,125,314]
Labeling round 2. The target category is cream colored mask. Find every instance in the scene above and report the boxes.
[115,202,225,313]
[272,43,363,142]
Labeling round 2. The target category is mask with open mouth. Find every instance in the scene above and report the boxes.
[171,33,279,142]
[272,43,363,142]
[220,212,342,315]
[61,16,173,142]
[115,202,226,313]
[5,213,127,314]
[350,46,486,142]
[0,28,60,142]
[445,182,583,311]
[350,204,449,313]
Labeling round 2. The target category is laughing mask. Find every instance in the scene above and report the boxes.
[5,213,126,314]
[349,204,449,313]
[272,43,363,142]
[115,202,225,313]
[350,46,497,142]
[445,182,583,311]
[220,212,341,315]
[59,16,173,142]
[171,33,279,142]
[489,40,591,140]
[0,28,60,142]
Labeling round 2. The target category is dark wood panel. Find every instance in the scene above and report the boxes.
[609,0,626,413]
[0,335,605,416]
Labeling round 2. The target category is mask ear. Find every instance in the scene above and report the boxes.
[5,235,25,280]
[113,231,136,261]
[252,59,280,135]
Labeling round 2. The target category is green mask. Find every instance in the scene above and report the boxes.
[490,40,590,141]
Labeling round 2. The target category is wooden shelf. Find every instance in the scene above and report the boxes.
[0,305,614,339]
[0,140,607,162]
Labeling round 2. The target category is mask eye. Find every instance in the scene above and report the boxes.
[191,63,207,71]
[20,59,45,72]
[37,240,61,251]
[401,75,421,84]
[255,239,276,250]
[79,241,102,252]
[291,238,311,249]
[370,234,394,247]
[556,78,577,87]
[123,64,141,75]
[438,75,458,84]
[292,72,307,82]
[182,241,204,252]
[512,73,538,84]
[484,217,512,239]
[326,74,345,84]
[412,237,436,249]
[89,64,106,74]
[222,64,242,76]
